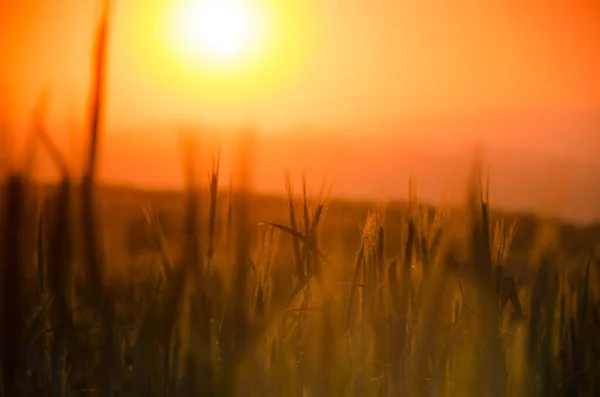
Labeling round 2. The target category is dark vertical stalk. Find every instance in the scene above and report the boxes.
[207,152,220,267]
[80,1,118,395]
[46,177,73,397]
[1,175,25,396]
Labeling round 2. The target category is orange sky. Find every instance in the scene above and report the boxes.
[3,0,600,128]
[1,0,600,222]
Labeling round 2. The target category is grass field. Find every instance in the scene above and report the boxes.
[2,158,600,397]
[2,3,600,397]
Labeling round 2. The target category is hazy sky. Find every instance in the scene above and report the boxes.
[2,0,599,130]
[1,0,600,221]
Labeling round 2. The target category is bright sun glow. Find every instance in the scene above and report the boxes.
[154,0,314,99]
[171,0,261,63]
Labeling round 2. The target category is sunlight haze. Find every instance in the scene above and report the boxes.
[168,0,266,62]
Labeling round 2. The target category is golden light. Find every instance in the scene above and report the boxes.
[124,0,321,103]
[170,0,263,64]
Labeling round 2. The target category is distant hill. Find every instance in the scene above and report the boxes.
[29,109,600,224]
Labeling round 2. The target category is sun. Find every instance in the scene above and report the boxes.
[171,0,261,63]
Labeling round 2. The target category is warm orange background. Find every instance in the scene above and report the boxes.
[1,0,599,222]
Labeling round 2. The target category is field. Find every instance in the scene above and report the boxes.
[2,4,600,397]
[2,144,600,397]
